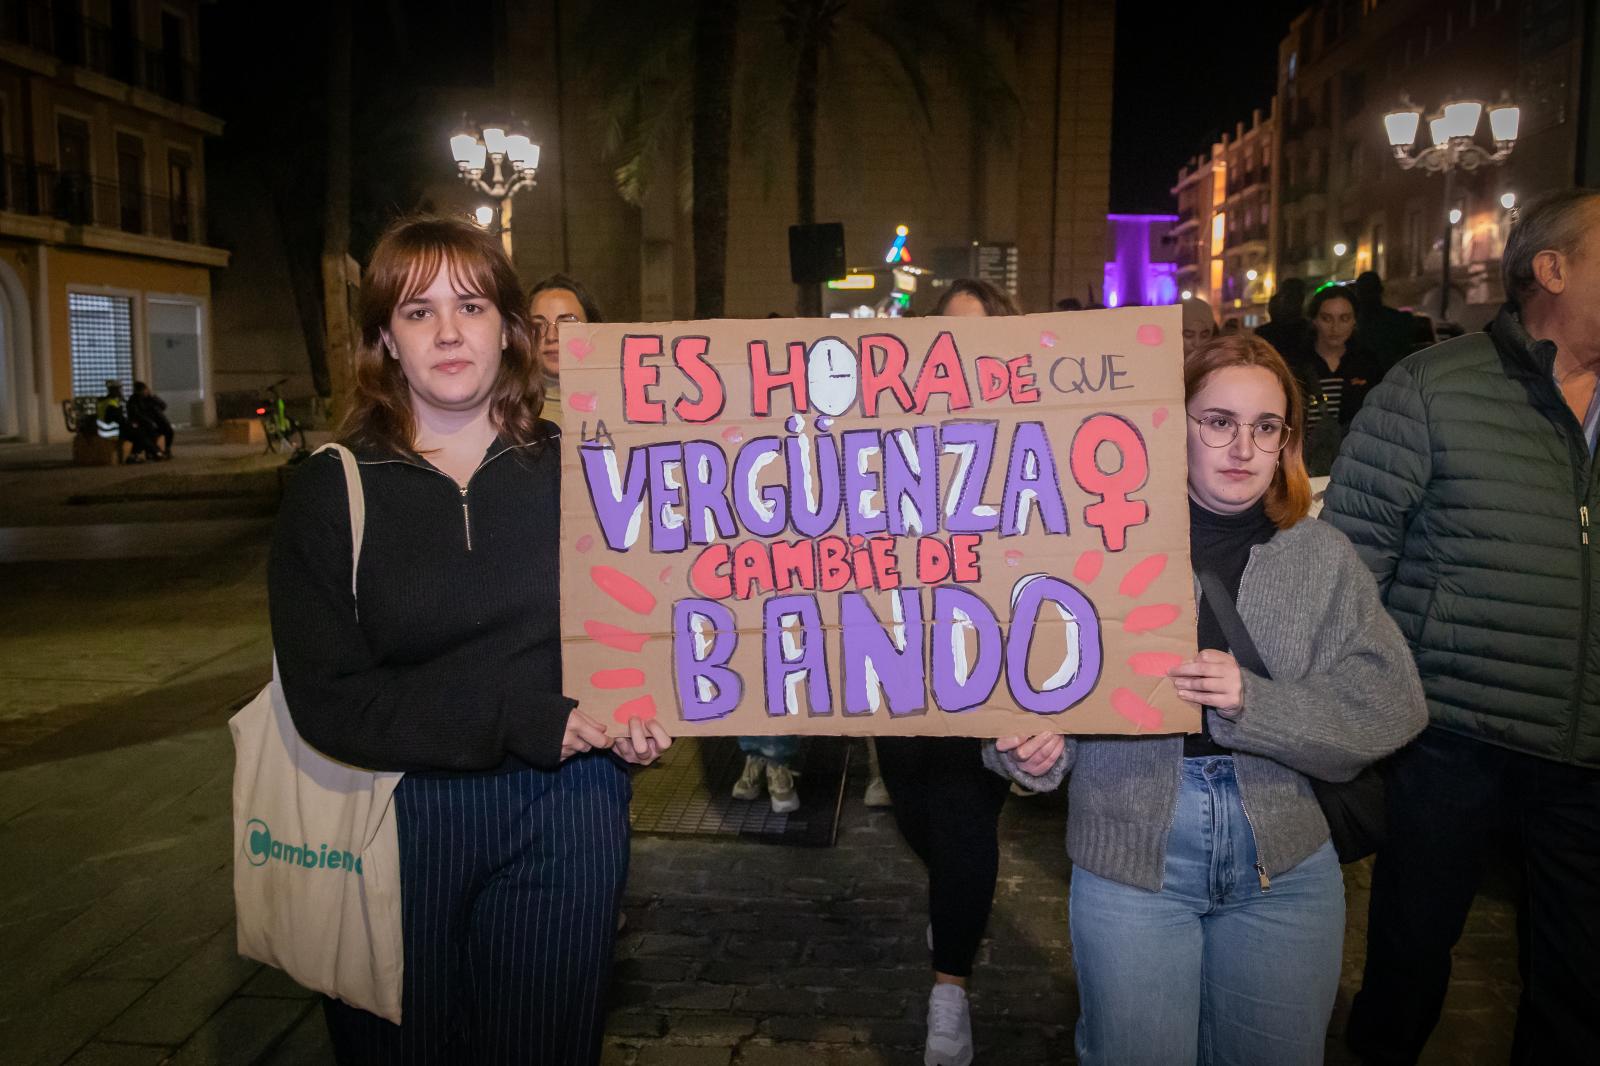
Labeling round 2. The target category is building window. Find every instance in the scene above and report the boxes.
[1342,71,1366,115]
[156,10,190,103]
[69,293,135,398]
[52,2,84,66]
[56,115,93,225]
[168,149,192,241]
[117,132,145,234]
[110,0,139,84]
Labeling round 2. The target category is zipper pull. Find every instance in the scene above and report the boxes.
[460,486,472,551]
[1255,861,1272,893]
[1583,505,1590,546]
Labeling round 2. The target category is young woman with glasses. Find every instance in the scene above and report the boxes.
[990,335,1426,1065]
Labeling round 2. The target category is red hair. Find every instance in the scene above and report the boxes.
[340,216,547,453]
[1183,334,1313,529]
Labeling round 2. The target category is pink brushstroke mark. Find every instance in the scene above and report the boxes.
[575,534,595,553]
[721,425,744,444]
[1004,550,1023,568]
[1119,553,1168,598]
[592,668,646,689]
[1128,652,1185,677]
[1040,330,1059,348]
[1124,603,1180,633]
[592,565,657,615]
[659,565,674,585]
[612,694,657,724]
[1152,407,1168,428]
[565,338,594,362]
[1074,550,1104,584]
[1136,324,1164,346]
[568,392,598,413]
[1111,687,1164,730]
[584,620,648,652]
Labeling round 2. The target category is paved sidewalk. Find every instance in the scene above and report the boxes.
[0,447,1522,1064]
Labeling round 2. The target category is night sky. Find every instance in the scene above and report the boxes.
[1110,0,1310,214]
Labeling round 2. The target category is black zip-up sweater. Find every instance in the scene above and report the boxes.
[267,429,573,773]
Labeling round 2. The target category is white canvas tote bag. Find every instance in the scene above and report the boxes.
[230,443,405,1024]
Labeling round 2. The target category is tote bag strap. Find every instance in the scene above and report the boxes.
[312,443,366,601]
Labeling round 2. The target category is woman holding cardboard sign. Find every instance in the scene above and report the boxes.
[269,216,668,1064]
[874,277,1022,1066]
[990,334,1426,1065]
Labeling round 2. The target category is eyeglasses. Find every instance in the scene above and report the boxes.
[531,313,582,330]
[1188,413,1292,452]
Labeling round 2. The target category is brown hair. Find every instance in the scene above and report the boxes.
[931,278,1022,317]
[340,216,547,453]
[1183,334,1312,529]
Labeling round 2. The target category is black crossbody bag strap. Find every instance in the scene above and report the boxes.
[1195,570,1386,864]
[1197,571,1271,679]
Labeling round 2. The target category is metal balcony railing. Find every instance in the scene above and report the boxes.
[0,5,201,107]
[0,156,198,243]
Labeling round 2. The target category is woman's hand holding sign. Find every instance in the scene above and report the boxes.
[1168,649,1244,717]
[995,732,1067,777]
[562,709,614,761]
[614,717,673,767]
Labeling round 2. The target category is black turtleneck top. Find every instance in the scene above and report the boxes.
[1185,496,1278,757]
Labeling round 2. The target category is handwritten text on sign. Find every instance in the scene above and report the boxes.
[560,308,1197,738]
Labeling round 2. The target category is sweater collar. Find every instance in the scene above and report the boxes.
[346,432,530,468]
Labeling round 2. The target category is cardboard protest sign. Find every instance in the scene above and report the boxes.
[560,307,1198,739]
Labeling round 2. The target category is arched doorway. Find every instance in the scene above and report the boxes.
[0,294,12,439]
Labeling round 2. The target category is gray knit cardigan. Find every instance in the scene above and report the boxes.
[986,516,1428,891]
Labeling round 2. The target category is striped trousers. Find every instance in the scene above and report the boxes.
[323,752,632,1065]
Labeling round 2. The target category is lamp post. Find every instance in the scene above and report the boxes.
[1383,96,1520,323]
[449,122,541,258]
[1331,241,1349,280]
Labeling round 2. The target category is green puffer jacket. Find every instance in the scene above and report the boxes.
[1323,304,1600,767]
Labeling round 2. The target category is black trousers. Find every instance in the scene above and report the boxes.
[1347,726,1600,1065]
[875,736,1010,979]
[323,753,632,1065]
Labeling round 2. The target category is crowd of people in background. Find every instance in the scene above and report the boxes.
[264,188,1600,1066]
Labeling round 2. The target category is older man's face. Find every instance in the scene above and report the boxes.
[1563,217,1600,349]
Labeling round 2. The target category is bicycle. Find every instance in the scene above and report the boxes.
[256,379,308,455]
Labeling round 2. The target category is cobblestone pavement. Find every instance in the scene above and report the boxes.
[0,439,1521,1064]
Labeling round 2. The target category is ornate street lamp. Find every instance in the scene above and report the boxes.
[1383,95,1520,322]
[449,121,541,257]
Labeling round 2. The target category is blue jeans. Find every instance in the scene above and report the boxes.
[1069,756,1344,1066]
[738,735,798,766]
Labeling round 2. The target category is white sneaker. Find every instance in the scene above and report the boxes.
[766,762,801,813]
[924,983,973,1066]
[731,755,765,801]
[864,775,893,807]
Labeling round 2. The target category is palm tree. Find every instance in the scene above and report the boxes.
[588,0,1024,316]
